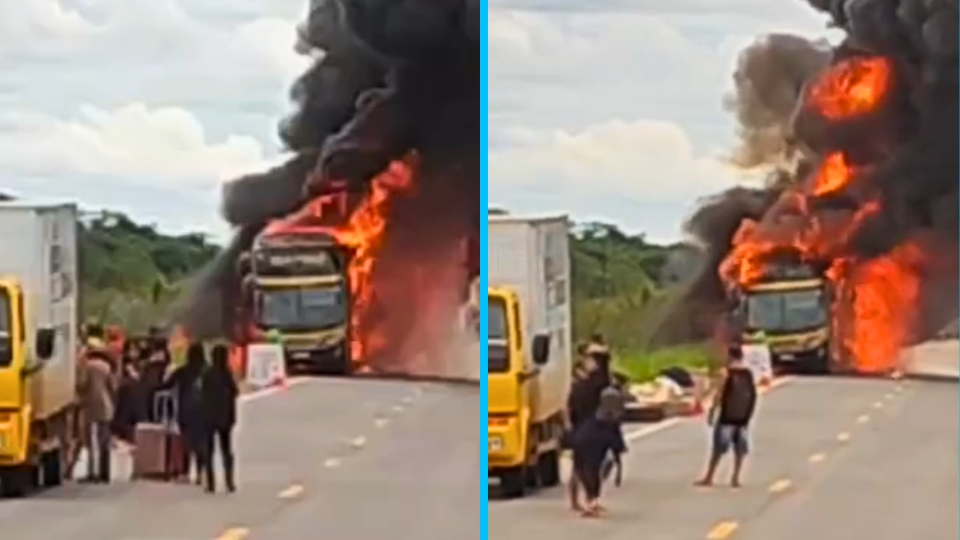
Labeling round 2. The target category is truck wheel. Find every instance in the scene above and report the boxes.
[499,466,527,498]
[40,448,64,487]
[0,465,38,498]
[537,449,561,488]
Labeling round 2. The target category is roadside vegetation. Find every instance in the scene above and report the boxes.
[570,222,718,382]
[80,211,219,330]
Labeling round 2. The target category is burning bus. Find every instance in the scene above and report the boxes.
[729,256,833,373]
[239,228,353,375]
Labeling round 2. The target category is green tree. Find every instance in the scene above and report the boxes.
[569,221,698,351]
[78,211,219,330]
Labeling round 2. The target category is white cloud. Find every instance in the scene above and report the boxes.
[237,17,313,80]
[0,0,312,233]
[0,0,98,51]
[491,119,748,204]
[489,3,834,238]
[1,1,310,127]
[0,103,273,187]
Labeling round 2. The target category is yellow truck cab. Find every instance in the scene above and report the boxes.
[488,214,571,498]
[0,202,80,497]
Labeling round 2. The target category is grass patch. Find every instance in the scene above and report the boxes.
[613,343,716,383]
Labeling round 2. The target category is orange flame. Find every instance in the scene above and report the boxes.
[807,56,892,119]
[270,157,416,362]
[719,55,922,373]
[830,243,924,373]
[812,152,856,196]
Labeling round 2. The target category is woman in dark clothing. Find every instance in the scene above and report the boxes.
[564,357,603,511]
[200,344,239,493]
[139,345,170,423]
[570,390,626,517]
[162,343,208,484]
[111,343,143,443]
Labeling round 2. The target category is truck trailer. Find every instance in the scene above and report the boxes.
[0,202,80,497]
[487,214,571,498]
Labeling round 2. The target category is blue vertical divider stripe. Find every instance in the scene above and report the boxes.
[479,0,489,535]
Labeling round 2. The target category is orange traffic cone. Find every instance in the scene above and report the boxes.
[690,397,704,416]
[689,381,705,416]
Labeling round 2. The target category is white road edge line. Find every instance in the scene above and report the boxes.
[239,377,308,404]
[623,376,793,442]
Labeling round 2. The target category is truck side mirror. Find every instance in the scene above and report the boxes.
[531,334,550,366]
[35,328,55,360]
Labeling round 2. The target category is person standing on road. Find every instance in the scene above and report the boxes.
[112,340,143,445]
[140,341,170,422]
[162,343,208,484]
[76,326,118,484]
[570,383,626,517]
[564,358,597,511]
[565,349,622,510]
[200,344,239,494]
[695,346,758,488]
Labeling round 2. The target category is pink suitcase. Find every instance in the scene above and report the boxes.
[132,391,185,480]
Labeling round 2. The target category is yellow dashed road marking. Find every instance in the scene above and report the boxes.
[278,484,304,499]
[873,401,884,409]
[809,452,826,463]
[769,478,792,493]
[324,457,341,468]
[856,415,870,424]
[374,418,389,428]
[350,436,367,448]
[706,521,739,539]
[216,527,250,540]
[837,432,851,442]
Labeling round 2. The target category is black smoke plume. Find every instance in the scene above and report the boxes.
[658,0,958,345]
[177,0,479,355]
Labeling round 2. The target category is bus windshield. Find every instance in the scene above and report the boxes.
[257,286,347,331]
[745,287,827,333]
[0,291,10,367]
[488,297,509,373]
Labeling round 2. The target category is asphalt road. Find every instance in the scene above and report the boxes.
[489,376,959,540]
[0,377,480,540]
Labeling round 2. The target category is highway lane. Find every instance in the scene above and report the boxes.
[245,380,481,540]
[489,376,955,540]
[0,377,480,540]
[733,379,958,540]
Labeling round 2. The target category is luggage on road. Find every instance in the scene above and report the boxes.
[132,390,185,480]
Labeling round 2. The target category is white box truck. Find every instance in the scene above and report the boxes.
[0,202,80,496]
[487,214,572,498]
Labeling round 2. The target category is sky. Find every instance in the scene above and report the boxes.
[1,1,833,245]
[0,0,312,241]
[488,0,835,242]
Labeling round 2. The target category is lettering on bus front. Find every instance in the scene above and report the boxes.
[255,249,340,276]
